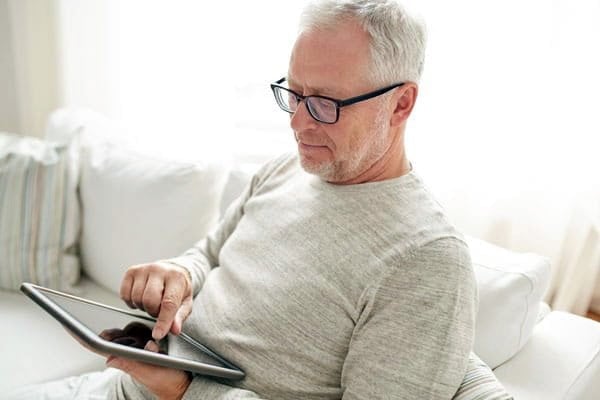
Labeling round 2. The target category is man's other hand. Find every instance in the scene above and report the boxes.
[120,262,193,340]
[107,340,191,400]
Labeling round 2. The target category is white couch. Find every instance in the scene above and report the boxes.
[1,109,599,398]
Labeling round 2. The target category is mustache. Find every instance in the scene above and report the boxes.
[294,131,333,148]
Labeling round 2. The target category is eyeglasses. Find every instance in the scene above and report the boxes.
[270,77,404,124]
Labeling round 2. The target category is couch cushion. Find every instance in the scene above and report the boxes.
[79,138,229,293]
[0,132,80,291]
[468,237,551,369]
[0,277,123,392]
[494,311,600,399]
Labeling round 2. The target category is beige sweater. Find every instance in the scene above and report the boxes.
[121,153,477,400]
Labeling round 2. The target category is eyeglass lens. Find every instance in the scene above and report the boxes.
[275,87,337,123]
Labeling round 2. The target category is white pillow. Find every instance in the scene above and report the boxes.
[79,139,229,293]
[0,132,80,291]
[219,163,260,217]
[468,236,551,369]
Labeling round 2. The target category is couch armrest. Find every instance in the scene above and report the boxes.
[493,311,600,400]
[536,301,551,323]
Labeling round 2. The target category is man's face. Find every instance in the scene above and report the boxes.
[288,19,394,183]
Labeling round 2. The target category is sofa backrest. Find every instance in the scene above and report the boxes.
[45,108,231,294]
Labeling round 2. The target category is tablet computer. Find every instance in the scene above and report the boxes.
[20,282,245,380]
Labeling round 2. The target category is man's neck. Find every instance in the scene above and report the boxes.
[334,155,410,185]
[332,132,410,185]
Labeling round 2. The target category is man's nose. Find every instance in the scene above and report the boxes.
[290,101,318,132]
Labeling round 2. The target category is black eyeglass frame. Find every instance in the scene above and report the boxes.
[270,77,405,124]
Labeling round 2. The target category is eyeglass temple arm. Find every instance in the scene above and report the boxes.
[338,82,405,107]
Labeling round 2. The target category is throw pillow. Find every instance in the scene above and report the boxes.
[468,237,551,369]
[0,132,80,291]
[79,138,229,293]
[452,352,513,400]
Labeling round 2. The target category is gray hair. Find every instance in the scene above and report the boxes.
[299,0,427,85]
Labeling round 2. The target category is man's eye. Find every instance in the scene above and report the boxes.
[288,95,299,108]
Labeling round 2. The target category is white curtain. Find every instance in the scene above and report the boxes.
[0,0,61,138]
[3,0,599,315]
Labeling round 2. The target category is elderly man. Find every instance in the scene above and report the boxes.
[10,1,476,399]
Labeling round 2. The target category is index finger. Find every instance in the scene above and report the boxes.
[152,277,185,340]
[120,269,136,309]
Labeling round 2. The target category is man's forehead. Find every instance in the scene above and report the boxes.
[288,34,371,95]
[286,76,342,95]
[291,25,368,65]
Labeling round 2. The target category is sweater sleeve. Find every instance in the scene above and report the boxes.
[163,178,254,296]
[340,237,477,400]
[163,154,294,295]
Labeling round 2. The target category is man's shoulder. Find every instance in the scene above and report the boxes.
[358,236,476,318]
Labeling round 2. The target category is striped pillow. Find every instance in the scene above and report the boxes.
[453,352,513,400]
[0,133,80,291]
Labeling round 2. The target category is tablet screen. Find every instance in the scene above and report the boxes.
[32,285,242,375]
[45,290,166,349]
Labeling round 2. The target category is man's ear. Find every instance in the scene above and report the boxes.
[390,83,418,127]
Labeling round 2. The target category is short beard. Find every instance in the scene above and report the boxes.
[298,154,337,180]
[299,106,390,183]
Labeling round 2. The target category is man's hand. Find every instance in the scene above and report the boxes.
[120,262,193,340]
[100,322,163,351]
[107,340,191,400]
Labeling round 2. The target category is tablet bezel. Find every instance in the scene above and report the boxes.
[20,282,245,380]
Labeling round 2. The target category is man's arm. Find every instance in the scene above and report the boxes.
[340,237,477,400]
[163,154,293,296]
[163,175,256,296]
[108,354,269,400]
[118,172,259,340]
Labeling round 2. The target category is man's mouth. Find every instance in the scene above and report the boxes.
[299,142,326,147]
[298,142,328,151]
